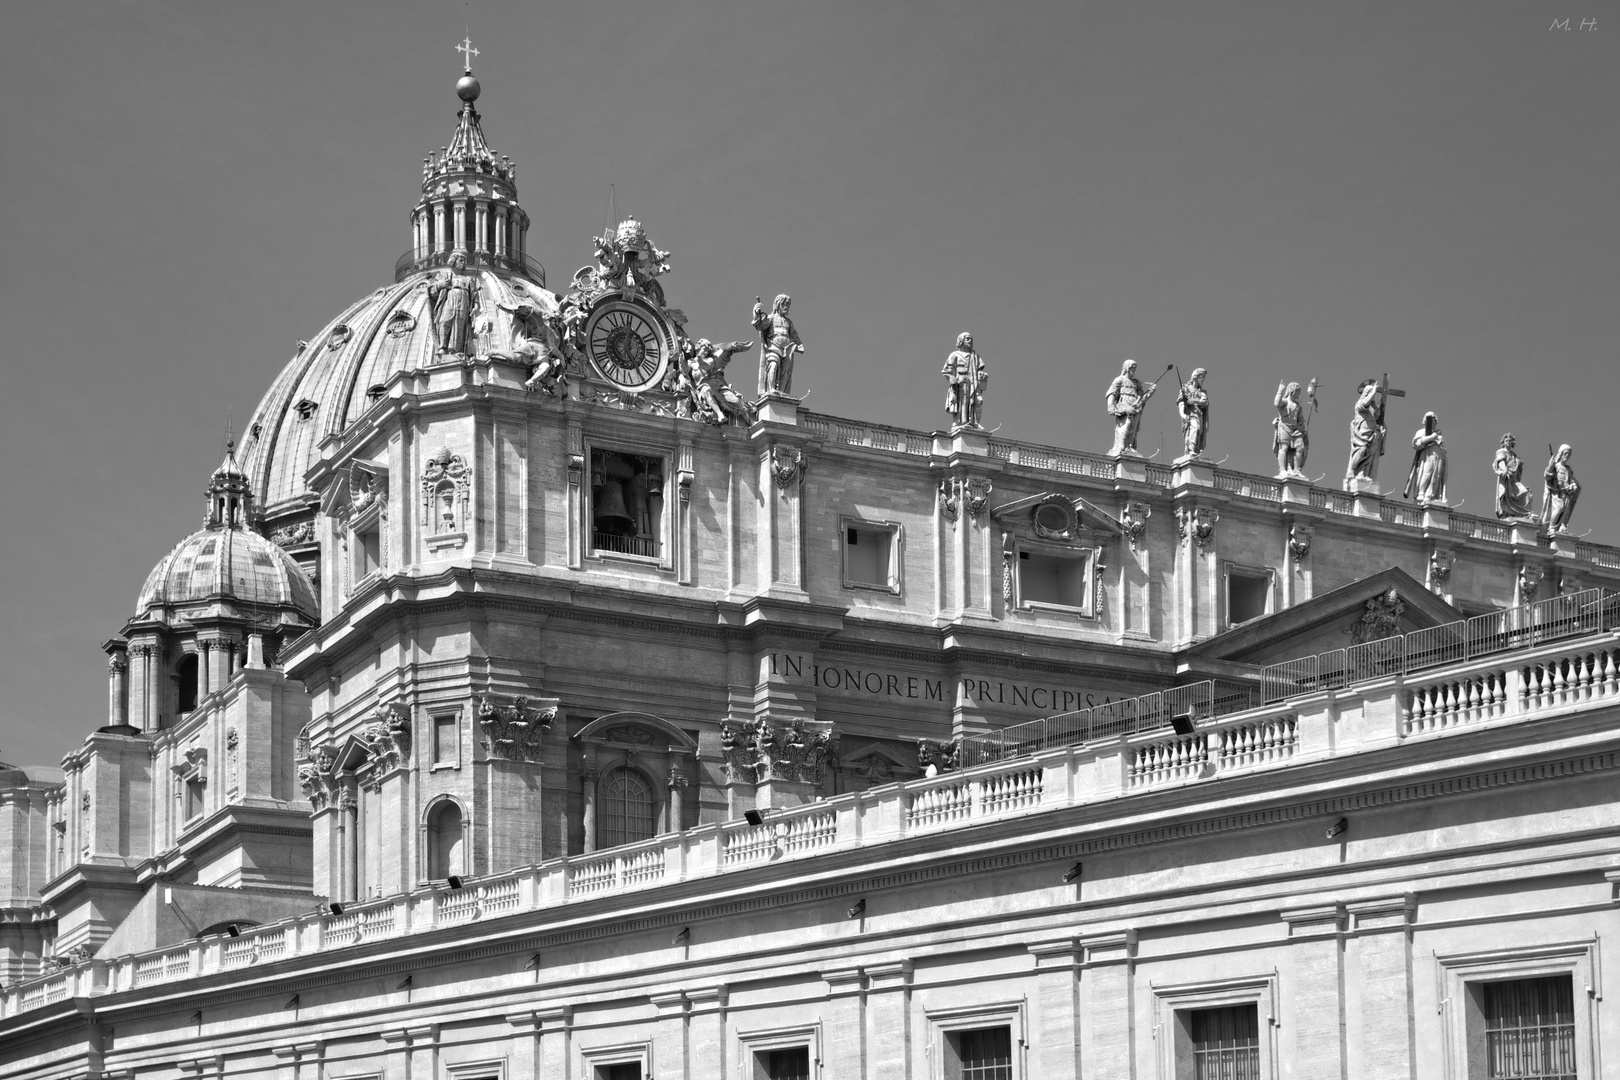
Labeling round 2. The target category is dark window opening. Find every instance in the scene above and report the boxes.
[761,1047,810,1080]
[1483,975,1576,1080]
[1019,551,1090,608]
[946,1026,1013,1080]
[598,766,658,849]
[176,653,199,713]
[1180,1004,1260,1080]
[1228,573,1270,626]
[845,525,895,589]
[591,449,663,559]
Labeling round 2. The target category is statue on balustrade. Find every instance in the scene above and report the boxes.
[1272,379,1315,479]
[1105,359,1162,458]
[1344,376,1392,489]
[1175,367,1209,463]
[1404,411,1447,504]
[1492,434,1536,523]
[753,294,804,396]
[428,251,482,357]
[1542,444,1580,534]
[942,332,988,428]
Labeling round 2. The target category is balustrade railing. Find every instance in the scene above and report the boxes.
[1262,588,1620,703]
[13,625,1620,1019]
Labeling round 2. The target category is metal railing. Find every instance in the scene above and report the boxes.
[394,247,546,286]
[958,680,1258,768]
[1260,587,1620,703]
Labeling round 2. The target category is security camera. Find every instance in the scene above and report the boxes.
[1325,817,1348,839]
[1062,862,1083,883]
[847,898,866,919]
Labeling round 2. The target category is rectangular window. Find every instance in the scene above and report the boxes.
[184,777,205,821]
[433,716,458,766]
[1227,571,1270,626]
[590,448,664,560]
[748,1047,809,1080]
[844,524,897,591]
[601,1065,641,1080]
[946,1026,1012,1080]
[1185,1005,1260,1080]
[1018,550,1090,609]
[1483,976,1576,1080]
[354,525,380,579]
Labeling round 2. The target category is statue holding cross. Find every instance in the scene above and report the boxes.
[1344,372,1405,491]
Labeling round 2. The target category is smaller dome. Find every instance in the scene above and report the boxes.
[136,526,318,623]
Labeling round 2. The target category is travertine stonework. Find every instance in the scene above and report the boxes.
[4,61,1620,1080]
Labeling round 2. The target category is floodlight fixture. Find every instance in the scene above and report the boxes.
[744,809,766,827]
[226,924,241,938]
[328,902,344,916]
[447,875,463,889]
[1170,713,1197,737]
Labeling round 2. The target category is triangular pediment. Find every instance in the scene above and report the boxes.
[1183,566,1463,668]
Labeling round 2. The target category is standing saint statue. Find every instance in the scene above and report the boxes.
[1344,377,1389,489]
[428,251,481,357]
[1105,359,1157,457]
[1175,368,1209,462]
[752,294,805,396]
[1492,434,1535,522]
[1272,380,1314,478]
[1404,411,1447,503]
[941,332,988,428]
[1543,444,1580,534]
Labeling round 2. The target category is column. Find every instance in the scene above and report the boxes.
[652,992,687,1080]
[495,206,507,257]
[1028,938,1081,1080]
[475,202,487,255]
[667,768,687,833]
[1348,896,1416,1080]
[248,632,266,670]
[1080,931,1135,1077]
[1280,904,1347,1080]
[687,987,727,1080]
[866,960,912,1080]
[455,200,468,250]
[196,642,212,698]
[822,968,865,1080]
[581,763,599,854]
[339,787,359,901]
[434,204,446,253]
[107,651,128,727]
[146,643,162,727]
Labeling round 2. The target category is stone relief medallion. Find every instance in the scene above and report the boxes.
[582,295,673,393]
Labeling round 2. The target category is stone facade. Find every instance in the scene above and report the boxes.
[3,63,1619,1080]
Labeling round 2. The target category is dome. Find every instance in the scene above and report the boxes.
[136,525,318,623]
[137,524,320,625]
[240,268,559,514]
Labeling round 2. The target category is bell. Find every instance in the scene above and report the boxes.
[594,478,634,535]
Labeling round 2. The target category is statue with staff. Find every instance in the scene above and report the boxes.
[1272,378,1317,479]
[1173,366,1209,463]
[1105,359,1172,458]
[941,332,988,428]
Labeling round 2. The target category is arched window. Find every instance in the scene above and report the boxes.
[598,766,658,849]
[175,653,199,714]
[425,800,464,880]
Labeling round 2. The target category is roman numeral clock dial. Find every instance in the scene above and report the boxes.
[583,299,672,393]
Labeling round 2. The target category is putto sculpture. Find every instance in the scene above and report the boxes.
[1404,411,1447,504]
[752,294,804,396]
[1105,359,1165,458]
[942,332,988,429]
[1175,367,1209,463]
[1492,433,1535,523]
[1272,380,1315,479]
[428,251,481,356]
[1543,444,1580,534]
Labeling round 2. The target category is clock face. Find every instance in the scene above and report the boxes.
[583,299,671,392]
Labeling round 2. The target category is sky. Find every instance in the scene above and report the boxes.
[0,2,1615,766]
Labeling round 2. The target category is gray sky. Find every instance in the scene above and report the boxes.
[1,2,1614,766]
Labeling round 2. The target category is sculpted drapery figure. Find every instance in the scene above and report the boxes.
[1105,359,1156,457]
[1404,411,1447,504]
[1272,380,1313,478]
[1175,368,1209,462]
[1543,444,1580,534]
[1344,378,1389,488]
[428,251,481,357]
[681,339,755,425]
[753,294,804,396]
[1492,434,1535,522]
[942,332,988,428]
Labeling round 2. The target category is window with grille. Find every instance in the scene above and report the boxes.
[948,1026,1013,1080]
[1482,976,1577,1080]
[763,1047,810,1080]
[597,766,658,849]
[1188,1004,1260,1080]
[599,1065,640,1080]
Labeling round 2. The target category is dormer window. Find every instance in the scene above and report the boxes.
[294,399,319,422]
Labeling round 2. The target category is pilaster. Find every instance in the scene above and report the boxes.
[1027,938,1081,1080]
[1280,904,1347,1080]
[821,967,865,1080]
[687,986,728,1079]
[1347,895,1416,1080]
[1080,930,1136,1078]
[866,960,912,1080]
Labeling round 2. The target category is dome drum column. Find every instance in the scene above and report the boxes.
[105,647,128,728]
